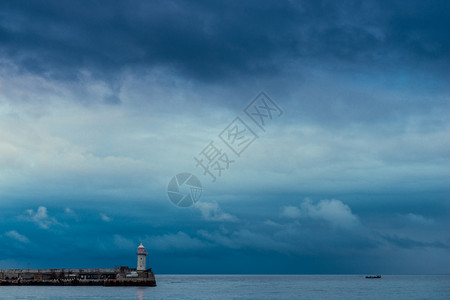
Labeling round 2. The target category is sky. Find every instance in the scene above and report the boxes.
[0,0,449,274]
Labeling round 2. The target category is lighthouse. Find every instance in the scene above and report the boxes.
[136,242,148,271]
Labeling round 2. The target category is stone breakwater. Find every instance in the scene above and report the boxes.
[0,267,156,287]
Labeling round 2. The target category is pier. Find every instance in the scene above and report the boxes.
[0,243,156,286]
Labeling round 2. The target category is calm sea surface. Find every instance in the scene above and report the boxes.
[0,275,448,300]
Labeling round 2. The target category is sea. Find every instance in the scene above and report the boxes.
[0,275,448,300]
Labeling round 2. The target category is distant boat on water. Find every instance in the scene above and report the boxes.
[365,275,381,279]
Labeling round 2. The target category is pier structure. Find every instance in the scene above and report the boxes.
[0,243,156,286]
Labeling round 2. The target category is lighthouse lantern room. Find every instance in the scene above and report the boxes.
[136,242,148,271]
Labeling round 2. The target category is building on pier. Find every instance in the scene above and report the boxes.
[0,243,156,286]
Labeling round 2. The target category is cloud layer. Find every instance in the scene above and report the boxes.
[0,0,448,274]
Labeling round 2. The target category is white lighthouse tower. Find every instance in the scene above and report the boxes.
[136,242,148,271]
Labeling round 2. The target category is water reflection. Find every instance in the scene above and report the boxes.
[136,287,145,300]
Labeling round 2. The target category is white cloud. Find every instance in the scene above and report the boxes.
[195,201,238,222]
[147,231,209,251]
[401,213,434,225]
[100,213,112,222]
[197,228,292,253]
[301,198,359,229]
[280,205,302,218]
[22,206,59,229]
[64,208,75,214]
[280,198,359,229]
[264,220,283,227]
[113,234,135,250]
[197,230,238,249]
[5,230,30,243]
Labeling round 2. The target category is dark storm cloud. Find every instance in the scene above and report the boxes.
[381,234,449,249]
[1,0,448,82]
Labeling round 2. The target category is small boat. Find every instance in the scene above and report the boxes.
[365,275,381,279]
